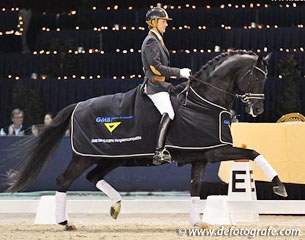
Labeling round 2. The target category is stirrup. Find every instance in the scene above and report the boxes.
[152,149,172,165]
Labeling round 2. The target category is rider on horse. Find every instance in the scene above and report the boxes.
[141,6,191,165]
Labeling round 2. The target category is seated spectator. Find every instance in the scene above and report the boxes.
[5,108,31,136]
[43,113,53,125]
[0,128,6,136]
[32,113,53,136]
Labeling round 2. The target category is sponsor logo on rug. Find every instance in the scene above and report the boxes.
[96,115,134,133]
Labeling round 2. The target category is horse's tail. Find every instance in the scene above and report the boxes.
[6,103,77,193]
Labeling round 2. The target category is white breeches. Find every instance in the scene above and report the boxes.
[148,92,175,120]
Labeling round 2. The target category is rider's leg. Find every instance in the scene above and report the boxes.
[148,92,174,165]
[153,113,172,164]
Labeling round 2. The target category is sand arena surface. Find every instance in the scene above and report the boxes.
[0,214,304,240]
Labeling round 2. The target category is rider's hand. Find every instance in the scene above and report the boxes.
[180,68,191,79]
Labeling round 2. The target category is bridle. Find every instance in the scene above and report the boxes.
[183,63,268,105]
[237,65,267,104]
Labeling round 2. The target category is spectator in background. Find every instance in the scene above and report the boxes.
[44,113,53,125]
[32,113,53,136]
[5,108,30,136]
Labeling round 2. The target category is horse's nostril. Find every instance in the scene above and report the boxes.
[255,108,264,114]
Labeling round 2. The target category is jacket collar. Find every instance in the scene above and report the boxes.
[149,29,169,57]
[149,29,163,43]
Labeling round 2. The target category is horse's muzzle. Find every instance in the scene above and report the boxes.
[245,102,264,117]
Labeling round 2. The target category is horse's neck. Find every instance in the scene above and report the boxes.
[171,81,188,96]
[171,78,234,109]
[191,75,235,109]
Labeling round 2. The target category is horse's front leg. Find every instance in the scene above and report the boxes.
[190,161,210,228]
[204,145,287,197]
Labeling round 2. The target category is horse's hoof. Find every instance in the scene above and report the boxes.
[194,221,211,229]
[110,201,121,219]
[65,224,77,231]
[273,185,288,197]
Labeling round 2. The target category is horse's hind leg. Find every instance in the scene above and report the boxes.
[204,145,287,197]
[86,159,126,219]
[56,153,95,230]
[190,161,209,228]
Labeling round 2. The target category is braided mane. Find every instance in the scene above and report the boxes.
[171,50,258,94]
[193,50,257,80]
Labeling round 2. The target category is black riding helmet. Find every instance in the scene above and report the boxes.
[145,7,172,27]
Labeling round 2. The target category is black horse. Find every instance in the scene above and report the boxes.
[6,50,287,230]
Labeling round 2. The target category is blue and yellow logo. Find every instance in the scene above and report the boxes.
[104,122,121,133]
[96,116,133,133]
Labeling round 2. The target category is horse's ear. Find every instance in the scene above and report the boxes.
[263,53,272,65]
[257,55,264,64]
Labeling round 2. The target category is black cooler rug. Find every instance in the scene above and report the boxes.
[71,86,233,158]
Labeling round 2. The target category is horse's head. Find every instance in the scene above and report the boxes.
[235,53,270,117]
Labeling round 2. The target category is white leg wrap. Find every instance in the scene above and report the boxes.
[96,180,121,203]
[55,191,68,224]
[189,196,201,225]
[254,155,278,181]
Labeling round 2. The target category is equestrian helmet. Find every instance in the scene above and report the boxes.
[145,7,172,26]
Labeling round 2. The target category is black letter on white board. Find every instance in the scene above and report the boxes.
[232,170,246,192]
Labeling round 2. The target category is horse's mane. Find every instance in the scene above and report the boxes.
[171,50,258,94]
[193,49,258,80]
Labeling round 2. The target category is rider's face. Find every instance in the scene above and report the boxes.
[157,19,168,34]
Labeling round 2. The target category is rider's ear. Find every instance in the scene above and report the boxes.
[263,53,272,65]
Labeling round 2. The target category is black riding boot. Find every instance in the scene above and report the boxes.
[152,113,172,165]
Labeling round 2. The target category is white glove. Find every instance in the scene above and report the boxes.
[180,68,191,79]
